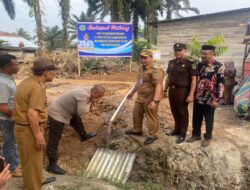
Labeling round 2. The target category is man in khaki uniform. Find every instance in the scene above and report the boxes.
[125,49,164,145]
[12,57,56,190]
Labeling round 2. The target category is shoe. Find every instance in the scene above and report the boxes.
[11,166,22,177]
[81,131,97,141]
[144,137,158,145]
[176,135,185,144]
[42,177,56,185]
[125,129,142,136]
[166,130,180,136]
[186,136,201,143]
[46,164,65,175]
[201,139,211,147]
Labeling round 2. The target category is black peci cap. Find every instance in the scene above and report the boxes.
[201,45,216,51]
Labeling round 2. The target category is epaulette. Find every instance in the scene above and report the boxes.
[152,64,163,70]
[186,56,198,63]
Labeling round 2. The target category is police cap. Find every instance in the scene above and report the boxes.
[173,43,186,51]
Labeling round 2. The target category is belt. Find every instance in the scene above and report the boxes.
[15,122,46,126]
[170,85,189,89]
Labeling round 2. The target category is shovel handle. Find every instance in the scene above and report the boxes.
[110,85,135,122]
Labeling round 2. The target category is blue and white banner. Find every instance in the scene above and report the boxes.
[77,22,133,57]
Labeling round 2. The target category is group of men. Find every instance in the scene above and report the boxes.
[0,42,224,189]
[126,43,225,147]
[0,54,105,190]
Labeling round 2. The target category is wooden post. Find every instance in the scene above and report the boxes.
[129,57,132,72]
[77,54,81,78]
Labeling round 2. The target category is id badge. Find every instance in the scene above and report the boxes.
[139,78,143,85]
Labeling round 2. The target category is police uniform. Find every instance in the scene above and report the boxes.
[166,43,198,142]
[126,50,164,145]
[12,57,56,190]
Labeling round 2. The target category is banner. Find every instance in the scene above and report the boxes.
[77,22,133,57]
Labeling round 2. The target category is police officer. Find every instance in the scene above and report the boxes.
[12,57,57,190]
[125,49,164,145]
[165,43,198,143]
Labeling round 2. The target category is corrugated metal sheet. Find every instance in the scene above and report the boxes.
[85,148,136,184]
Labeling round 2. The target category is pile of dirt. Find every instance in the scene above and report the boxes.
[16,51,139,80]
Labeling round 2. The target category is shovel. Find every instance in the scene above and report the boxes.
[85,85,136,184]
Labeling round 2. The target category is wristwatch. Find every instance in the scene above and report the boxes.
[153,100,160,104]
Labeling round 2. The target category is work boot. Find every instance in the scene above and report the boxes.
[144,137,158,145]
[125,129,142,136]
[201,139,211,147]
[176,135,185,144]
[166,130,180,136]
[186,136,201,143]
[46,163,65,175]
[80,131,97,142]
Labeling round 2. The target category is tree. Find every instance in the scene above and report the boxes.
[44,26,63,51]
[164,0,200,20]
[68,11,96,41]
[23,0,45,53]
[16,28,31,40]
[1,0,15,19]
[58,0,70,48]
[144,0,165,47]
[188,35,229,60]
[85,0,111,21]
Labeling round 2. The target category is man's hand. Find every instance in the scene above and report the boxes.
[35,132,46,151]
[186,95,194,103]
[148,101,158,110]
[210,101,219,108]
[127,93,134,100]
[0,164,11,188]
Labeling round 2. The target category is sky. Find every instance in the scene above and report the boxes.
[1,0,250,36]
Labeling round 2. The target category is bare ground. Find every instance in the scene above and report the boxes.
[3,72,250,190]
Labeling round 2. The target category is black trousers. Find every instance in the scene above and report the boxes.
[46,115,86,164]
[192,102,215,139]
[169,87,189,136]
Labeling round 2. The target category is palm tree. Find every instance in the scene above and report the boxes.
[23,0,45,53]
[144,0,165,47]
[58,0,70,49]
[164,0,200,20]
[68,11,96,41]
[44,26,63,51]
[1,0,15,19]
[85,0,110,21]
[130,0,146,41]
[16,28,31,40]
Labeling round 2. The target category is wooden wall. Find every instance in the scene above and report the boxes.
[157,10,250,75]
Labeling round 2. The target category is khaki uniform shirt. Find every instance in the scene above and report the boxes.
[12,76,47,125]
[167,57,198,87]
[136,64,164,103]
[48,88,91,124]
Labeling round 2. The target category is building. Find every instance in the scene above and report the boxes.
[153,8,250,74]
[0,33,38,62]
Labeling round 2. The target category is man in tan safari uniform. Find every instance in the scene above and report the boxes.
[125,49,164,145]
[12,57,57,190]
